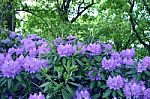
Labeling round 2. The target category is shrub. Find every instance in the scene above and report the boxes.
[0,34,149,99]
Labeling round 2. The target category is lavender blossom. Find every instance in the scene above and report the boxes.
[37,41,50,54]
[120,48,135,58]
[83,43,101,55]
[9,32,17,39]
[111,52,122,66]
[21,38,36,50]
[75,88,91,99]
[66,35,77,44]
[57,44,76,57]
[144,88,150,99]
[101,43,112,52]
[137,56,150,72]
[28,92,45,99]
[0,54,4,66]
[23,56,47,73]
[1,59,21,78]
[54,37,64,46]
[122,58,134,66]
[106,75,124,90]
[101,57,119,70]
[123,81,145,98]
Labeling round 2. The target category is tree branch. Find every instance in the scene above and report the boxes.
[71,0,94,23]
[128,0,150,55]
[124,32,135,49]
[142,0,150,15]
[16,9,53,35]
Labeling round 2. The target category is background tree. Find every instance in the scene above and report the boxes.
[0,0,150,57]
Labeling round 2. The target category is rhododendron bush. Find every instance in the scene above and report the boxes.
[0,32,150,99]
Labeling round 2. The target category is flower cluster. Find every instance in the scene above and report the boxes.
[0,33,50,78]
[75,88,91,99]
[137,56,150,72]
[123,80,146,98]
[66,35,77,44]
[23,56,48,73]
[1,57,21,78]
[106,75,124,90]
[28,92,45,99]
[120,49,135,65]
[57,44,76,57]
[83,43,102,55]
[102,57,119,70]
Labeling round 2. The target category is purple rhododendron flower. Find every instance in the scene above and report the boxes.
[101,43,112,52]
[144,88,150,99]
[137,56,150,72]
[16,55,26,65]
[122,58,134,66]
[23,56,47,73]
[21,38,36,50]
[111,52,122,66]
[0,54,5,66]
[54,37,64,46]
[102,57,119,70]
[29,48,38,57]
[1,59,21,78]
[75,88,91,99]
[106,75,124,90]
[84,43,101,55]
[37,42,50,54]
[7,47,16,55]
[123,81,145,98]
[9,32,17,39]
[66,35,77,44]
[120,48,135,58]
[57,44,76,57]
[28,92,45,99]
[15,47,24,55]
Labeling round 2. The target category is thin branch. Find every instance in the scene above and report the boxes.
[17,10,53,35]
[66,0,71,10]
[16,9,52,12]
[124,33,135,49]
[71,0,94,23]
[77,0,84,14]
[128,0,150,49]
[142,0,150,15]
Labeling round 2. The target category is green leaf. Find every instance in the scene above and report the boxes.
[66,84,74,94]
[54,83,63,90]
[102,89,112,98]
[136,73,142,81]
[75,58,83,66]
[144,71,150,76]
[89,81,95,89]
[35,73,42,80]
[101,73,106,80]
[94,56,101,62]
[67,60,72,66]
[68,82,81,87]
[112,90,116,97]
[62,90,70,99]
[91,94,100,99]
[40,82,51,88]
[126,70,136,75]
[117,89,124,97]
[62,58,67,66]
[0,78,7,86]
[7,79,12,89]
[16,75,23,82]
